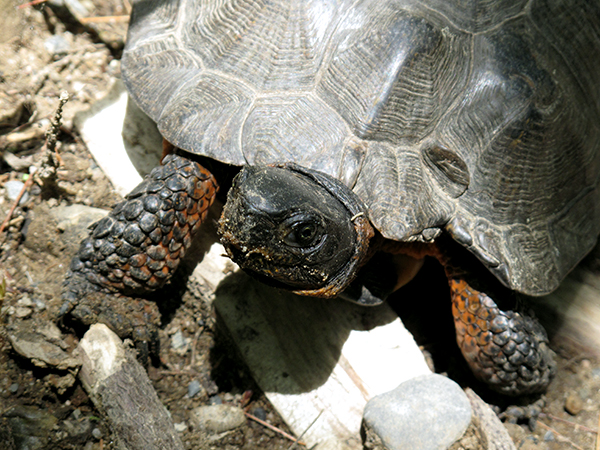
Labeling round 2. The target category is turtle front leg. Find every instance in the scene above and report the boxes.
[60,152,218,353]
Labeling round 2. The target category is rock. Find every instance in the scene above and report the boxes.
[564,392,584,415]
[463,389,516,450]
[3,405,59,450]
[362,374,472,450]
[209,395,223,405]
[170,330,190,354]
[5,119,50,144]
[63,415,92,441]
[92,427,102,440]
[44,34,71,57]
[51,204,108,242]
[44,372,77,395]
[4,180,28,205]
[174,422,188,433]
[252,407,267,421]
[3,152,34,171]
[7,322,80,370]
[14,306,32,318]
[190,405,246,434]
[542,430,555,442]
[187,380,202,398]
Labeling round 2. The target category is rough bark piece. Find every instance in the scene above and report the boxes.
[77,324,184,450]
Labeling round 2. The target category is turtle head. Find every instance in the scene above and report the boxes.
[218,164,374,297]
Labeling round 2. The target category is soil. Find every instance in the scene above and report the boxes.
[0,2,599,450]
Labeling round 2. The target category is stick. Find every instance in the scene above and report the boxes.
[77,324,185,450]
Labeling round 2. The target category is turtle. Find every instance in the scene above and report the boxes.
[61,0,600,399]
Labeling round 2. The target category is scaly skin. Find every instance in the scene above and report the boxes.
[450,278,555,395]
[382,239,556,396]
[60,152,218,351]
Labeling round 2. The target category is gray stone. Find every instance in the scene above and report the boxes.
[92,427,103,440]
[464,388,516,450]
[4,180,28,205]
[44,35,71,57]
[7,322,80,370]
[187,380,202,398]
[170,330,190,354]
[3,405,59,450]
[190,405,246,434]
[362,374,472,450]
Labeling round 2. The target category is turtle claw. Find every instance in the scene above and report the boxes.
[498,396,545,429]
[60,271,161,363]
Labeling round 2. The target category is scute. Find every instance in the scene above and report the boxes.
[122,0,600,296]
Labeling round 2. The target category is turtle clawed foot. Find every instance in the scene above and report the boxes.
[59,271,161,364]
[498,396,546,430]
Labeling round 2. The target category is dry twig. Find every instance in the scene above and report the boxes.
[0,175,34,236]
[17,0,48,9]
[0,92,69,237]
[542,412,599,434]
[244,411,306,446]
[79,15,129,23]
[288,410,323,450]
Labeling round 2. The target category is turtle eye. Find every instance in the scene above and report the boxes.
[283,220,322,248]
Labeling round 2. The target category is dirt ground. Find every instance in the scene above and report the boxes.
[0,1,599,449]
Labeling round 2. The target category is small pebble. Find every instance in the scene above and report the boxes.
[170,330,190,353]
[209,395,222,405]
[92,427,102,440]
[33,298,47,310]
[44,35,71,56]
[9,383,19,394]
[188,380,202,398]
[4,180,28,205]
[190,404,246,433]
[72,408,82,420]
[14,306,32,318]
[564,393,584,415]
[174,422,188,433]
[252,407,267,421]
[17,296,34,307]
[580,359,591,371]
[543,430,555,441]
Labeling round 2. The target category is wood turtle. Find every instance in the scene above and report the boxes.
[62,0,600,397]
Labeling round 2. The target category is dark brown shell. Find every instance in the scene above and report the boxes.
[122,0,600,295]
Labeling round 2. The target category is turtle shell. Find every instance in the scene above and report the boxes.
[121,0,600,296]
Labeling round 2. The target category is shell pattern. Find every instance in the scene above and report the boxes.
[122,0,600,296]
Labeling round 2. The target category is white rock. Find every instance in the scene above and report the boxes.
[190,405,246,433]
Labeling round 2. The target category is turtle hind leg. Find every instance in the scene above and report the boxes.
[449,273,556,396]
[60,152,218,352]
